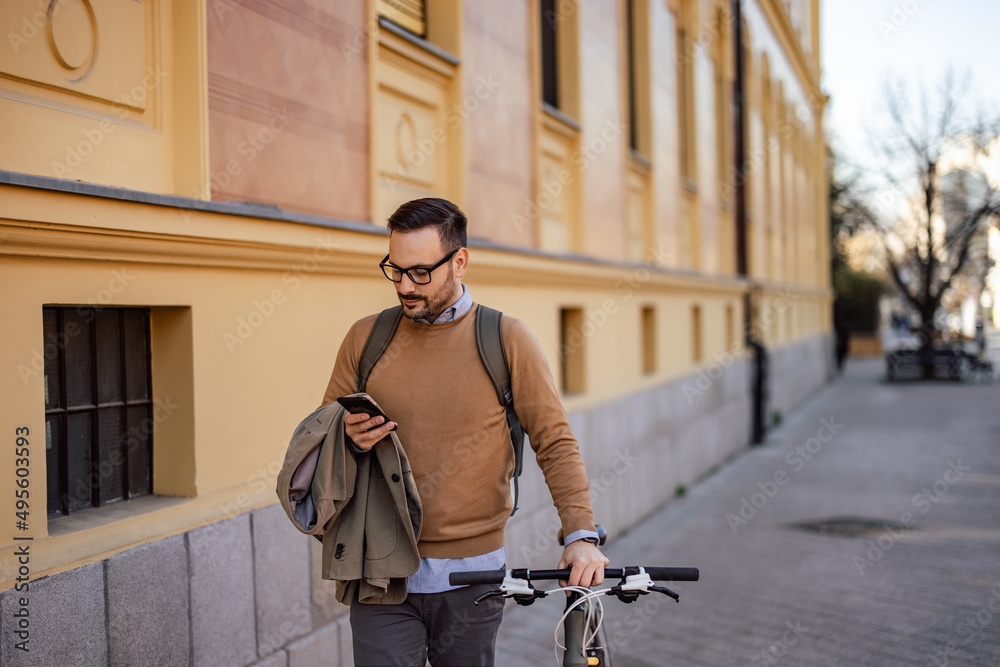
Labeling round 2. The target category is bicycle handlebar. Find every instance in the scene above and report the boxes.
[449,566,699,586]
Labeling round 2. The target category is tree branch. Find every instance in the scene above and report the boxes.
[884,248,920,311]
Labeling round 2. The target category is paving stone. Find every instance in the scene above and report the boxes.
[251,649,288,667]
[188,513,257,667]
[252,504,312,656]
[336,614,354,667]
[286,619,340,667]
[0,563,106,666]
[107,535,190,667]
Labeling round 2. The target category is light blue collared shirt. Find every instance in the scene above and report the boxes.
[413,283,474,325]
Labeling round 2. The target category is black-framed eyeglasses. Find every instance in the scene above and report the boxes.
[379,247,461,285]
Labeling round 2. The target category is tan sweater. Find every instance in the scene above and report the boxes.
[321,303,595,558]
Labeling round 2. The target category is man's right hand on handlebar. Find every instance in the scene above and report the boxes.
[558,539,610,589]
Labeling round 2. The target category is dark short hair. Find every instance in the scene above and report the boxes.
[386,198,467,251]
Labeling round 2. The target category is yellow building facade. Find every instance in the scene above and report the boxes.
[0,0,829,663]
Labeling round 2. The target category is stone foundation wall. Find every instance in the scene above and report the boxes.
[0,507,352,667]
[768,333,836,425]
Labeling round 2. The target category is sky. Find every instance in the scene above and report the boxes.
[820,0,1000,177]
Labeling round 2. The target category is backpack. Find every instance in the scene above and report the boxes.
[356,305,525,516]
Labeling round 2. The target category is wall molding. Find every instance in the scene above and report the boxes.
[0,173,771,296]
[756,0,824,106]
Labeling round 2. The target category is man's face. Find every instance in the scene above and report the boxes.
[386,227,467,322]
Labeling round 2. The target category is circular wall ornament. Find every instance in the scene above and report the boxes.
[395,113,418,171]
[46,0,98,81]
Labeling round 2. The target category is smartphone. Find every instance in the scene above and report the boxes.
[336,395,393,427]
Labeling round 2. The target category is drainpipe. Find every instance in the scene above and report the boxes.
[733,0,747,280]
[732,0,766,444]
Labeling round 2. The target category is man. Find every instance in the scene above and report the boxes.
[321,198,607,665]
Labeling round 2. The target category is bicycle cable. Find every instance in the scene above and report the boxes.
[552,585,611,666]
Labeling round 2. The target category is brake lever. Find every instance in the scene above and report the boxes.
[650,585,680,602]
[474,586,550,606]
[474,590,505,605]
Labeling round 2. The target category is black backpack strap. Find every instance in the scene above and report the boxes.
[357,306,404,393]
[476,305,525,516]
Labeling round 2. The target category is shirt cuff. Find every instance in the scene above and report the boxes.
[564,529,599,545]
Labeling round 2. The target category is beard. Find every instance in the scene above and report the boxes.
[397,266,459,322]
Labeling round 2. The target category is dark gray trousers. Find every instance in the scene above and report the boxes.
[350,584,505,667]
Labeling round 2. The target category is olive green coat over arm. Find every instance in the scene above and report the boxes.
[275,400,423,605]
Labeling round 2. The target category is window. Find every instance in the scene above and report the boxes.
[44,307,153,516]
[377,0,427,37]
[675,3,696,182]
[559,308,586,394]
[625,0,652,156]
[539,0,580,118]
[641,306,657,374]
[777,88,789,283]
[541,0,559,109]
[675,1,700,269]
[726,303,736,351]
[691,304,703,363]
[761,56,775,278]
[714,7,731,202]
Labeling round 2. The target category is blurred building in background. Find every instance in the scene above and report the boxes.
[0,0,829,663]
[941,169,995,337]
[988,226,1000,327]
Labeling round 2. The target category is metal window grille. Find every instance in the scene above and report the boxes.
[43,307,153,516]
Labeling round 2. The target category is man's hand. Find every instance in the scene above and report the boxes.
[558,539,610,589]
[343,399,396,451]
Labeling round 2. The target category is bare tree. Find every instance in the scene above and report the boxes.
[846,70,1000,367]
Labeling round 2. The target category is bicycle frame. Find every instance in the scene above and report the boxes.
[562,589,605,666]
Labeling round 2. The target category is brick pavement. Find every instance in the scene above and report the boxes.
[494,357,1000,666]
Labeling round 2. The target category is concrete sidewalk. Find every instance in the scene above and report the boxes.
[495,358,1000,666]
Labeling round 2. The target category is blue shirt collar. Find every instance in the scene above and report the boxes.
[417,284,472,324]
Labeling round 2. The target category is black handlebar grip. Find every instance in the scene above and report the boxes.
[643,567,700,581]
[449,570,506,586]
[448,567,699,585]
